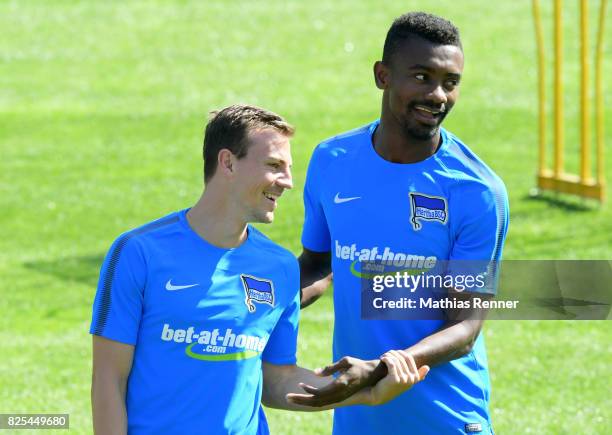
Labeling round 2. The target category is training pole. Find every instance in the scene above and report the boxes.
[533,0,606,202]
[595,0,607,193]
[533,0,547,178]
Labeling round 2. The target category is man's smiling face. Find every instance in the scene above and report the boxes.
[231,129,293,224]
[379,35,464,140]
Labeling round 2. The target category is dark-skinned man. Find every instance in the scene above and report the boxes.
[288,12,509,435]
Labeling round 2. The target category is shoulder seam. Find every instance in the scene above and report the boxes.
[92,214,180,336]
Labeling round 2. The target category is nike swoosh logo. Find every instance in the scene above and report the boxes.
[165,280,199,291]
[334,193,361,204]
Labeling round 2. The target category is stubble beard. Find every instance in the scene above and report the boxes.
[401,108,448,141]
[402,121,439,141]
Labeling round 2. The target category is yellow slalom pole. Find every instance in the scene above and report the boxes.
[595,0,607,191]
[580,0,591,183]
[533,0,547,177]
[553,0,564,178]
[579,0,591,182]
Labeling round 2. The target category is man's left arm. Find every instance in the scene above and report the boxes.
[404,289,491,367]
[287,294,486,407]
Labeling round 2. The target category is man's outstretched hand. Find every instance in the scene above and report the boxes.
[285,356,388,407]
[286,351,429,408]
[364,350,429,405]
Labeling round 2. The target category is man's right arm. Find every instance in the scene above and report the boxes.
[298,248,332,308]
[91,335,134,435]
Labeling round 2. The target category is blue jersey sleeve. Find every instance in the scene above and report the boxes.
[90,235,146,345]
[448,181,509,293]
[262,258,300,365]
[450,182,509,261]
[301,146,331,252]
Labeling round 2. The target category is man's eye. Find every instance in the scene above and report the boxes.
[415,73,426,81]
[445,79,458,88]
[268,162,281,169]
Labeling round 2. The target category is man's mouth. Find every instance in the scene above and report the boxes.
[414,104,444,115]
[412,104,445,125]
[263,192,281,203]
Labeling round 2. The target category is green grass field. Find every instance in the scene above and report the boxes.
[1,1,611,433]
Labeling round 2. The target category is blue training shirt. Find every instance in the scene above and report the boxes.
[302,120,509,435]
[91,209,300,435]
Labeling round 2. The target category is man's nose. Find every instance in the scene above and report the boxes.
[427,84,448,105]
[276,168,293,190]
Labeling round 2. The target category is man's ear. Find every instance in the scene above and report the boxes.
[217,149,235,176]
[373,61,390,90]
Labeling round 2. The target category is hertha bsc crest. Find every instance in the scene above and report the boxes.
[409,192,448,231]
[240,274,275,312]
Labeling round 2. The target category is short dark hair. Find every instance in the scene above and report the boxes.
[203,104,294,183]
[382,12,462,64]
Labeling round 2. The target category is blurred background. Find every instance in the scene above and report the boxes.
[1,1,610,433]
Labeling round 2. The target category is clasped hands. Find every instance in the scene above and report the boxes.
[287,350,429,407]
